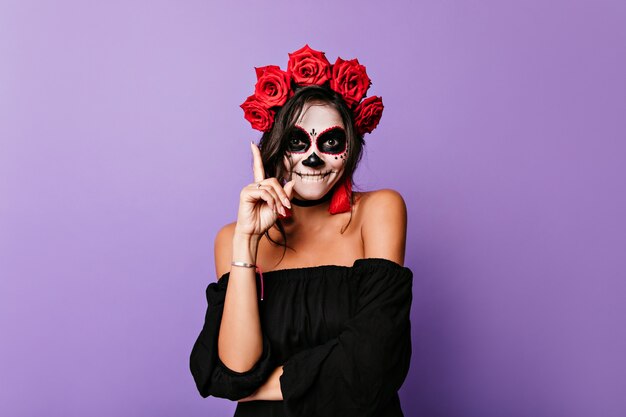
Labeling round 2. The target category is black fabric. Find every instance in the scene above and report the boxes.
[189,276,276,400]
[189,257,413,417]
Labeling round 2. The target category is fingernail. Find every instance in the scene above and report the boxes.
[279,206,286,216]
[282,198,291,208]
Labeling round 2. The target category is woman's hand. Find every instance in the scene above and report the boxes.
[237,366,284,402]
[235,142,295,238]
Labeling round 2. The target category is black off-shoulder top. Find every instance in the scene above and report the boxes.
[190,257,413,417]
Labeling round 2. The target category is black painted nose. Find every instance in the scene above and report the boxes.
[302,152,325,168]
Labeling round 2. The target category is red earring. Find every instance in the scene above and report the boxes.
[277,176,352,219]
[328,176,352,214]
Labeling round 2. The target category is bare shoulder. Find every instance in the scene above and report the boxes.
[214,221,237,280]
[357,189,407,214]
[358,189,408,265]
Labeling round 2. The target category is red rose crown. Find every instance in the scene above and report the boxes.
[240,44,383,136]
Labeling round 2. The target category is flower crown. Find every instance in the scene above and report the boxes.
[240,44,384,136]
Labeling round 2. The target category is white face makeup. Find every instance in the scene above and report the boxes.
[283,101,349,200]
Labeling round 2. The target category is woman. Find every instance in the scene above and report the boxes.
[190,45,413,417]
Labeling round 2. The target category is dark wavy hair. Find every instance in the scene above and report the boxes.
[258,84,366,264]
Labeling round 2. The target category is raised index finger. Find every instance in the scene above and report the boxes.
[250,141,266,183]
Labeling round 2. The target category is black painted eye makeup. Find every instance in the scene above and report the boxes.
[286,126,311,153]
[316,126,347,155]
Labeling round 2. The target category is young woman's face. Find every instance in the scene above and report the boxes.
[283,101,349,200]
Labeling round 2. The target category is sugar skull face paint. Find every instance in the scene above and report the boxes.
[283,101,349,200]
[286,125,347,155]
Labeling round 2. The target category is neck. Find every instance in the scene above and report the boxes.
[290,189,333,207]
[283,188,334,225]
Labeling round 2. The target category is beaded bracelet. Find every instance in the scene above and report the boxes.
[230,261,265,301]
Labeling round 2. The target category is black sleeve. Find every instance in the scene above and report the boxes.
[279,258,413,417]
[189,275,276,401]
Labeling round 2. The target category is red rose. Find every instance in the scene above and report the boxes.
[287,44,332,86]
[329,57,371,108]
[240,94,276,132]
[354,96,384,135]
[254,65,292,108]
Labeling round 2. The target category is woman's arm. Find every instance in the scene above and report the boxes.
[189,226,277,400]
[205,143,293,384]
[214,222,264,373]
[361,189,407,264]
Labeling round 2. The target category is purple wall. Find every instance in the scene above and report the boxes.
[1,0,624,416]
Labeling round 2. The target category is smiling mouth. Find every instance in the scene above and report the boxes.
[295,170,333,180]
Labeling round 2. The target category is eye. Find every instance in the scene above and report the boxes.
[286,128,310,153]
[317,127,346,154]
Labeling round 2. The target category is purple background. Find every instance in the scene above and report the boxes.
[1,0,625,416]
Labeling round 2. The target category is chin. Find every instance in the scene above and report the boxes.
[293,172,341,200]
[294,187,331,200]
